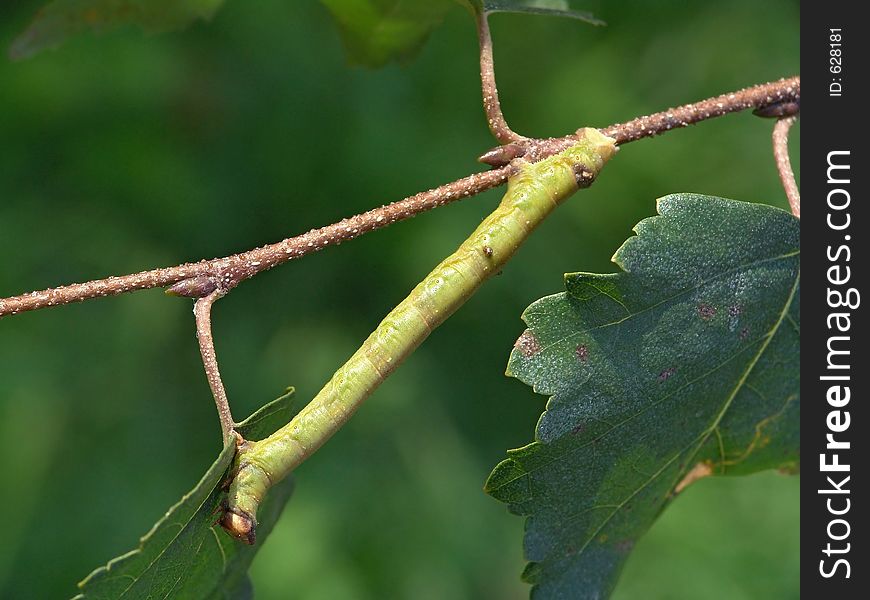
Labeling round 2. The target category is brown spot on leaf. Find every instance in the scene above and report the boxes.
[728,304,742,317]
[779,463,800,475]
[615,539,635,554]
[658,366,677,382]
[575,344,589,362]
[514,330,541,357]
[739,326,750,340]
[675,461,713,494]
[571,422,586,436]
[697,303,717,320]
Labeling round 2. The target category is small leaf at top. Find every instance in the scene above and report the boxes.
[320,0,457,67]
[462,0,604,25]
[74,389,298,600]
[486,195,799,599]
[10,0,225,61]
[321,0,601,68]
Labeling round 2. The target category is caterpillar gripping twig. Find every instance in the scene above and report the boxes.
[220,129,618,543]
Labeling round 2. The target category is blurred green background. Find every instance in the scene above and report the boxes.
[0,1,798,598]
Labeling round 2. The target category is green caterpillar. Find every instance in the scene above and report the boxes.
[220,129,617,543]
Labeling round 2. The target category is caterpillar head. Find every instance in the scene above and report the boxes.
[219,505,257,545]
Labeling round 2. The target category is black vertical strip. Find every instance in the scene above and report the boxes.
[802,1,867,596]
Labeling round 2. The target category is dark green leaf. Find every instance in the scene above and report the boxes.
[486,195,799,599]
[320,0,457,67]
[10,0,225,61]
[463,0,604,25]
[320,0,601,68]
[75,389,298,600]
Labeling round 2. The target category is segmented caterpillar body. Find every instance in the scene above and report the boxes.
[221,129,617,543]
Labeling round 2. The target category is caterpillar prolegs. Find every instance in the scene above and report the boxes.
[220,128,617,543]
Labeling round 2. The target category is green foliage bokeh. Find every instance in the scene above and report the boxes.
[0,1,798,598]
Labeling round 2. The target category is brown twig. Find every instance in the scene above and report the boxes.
[772,116,800,217]
[194,287,235,444]
[0,168,510,317]
[0,77,800,319]
[600,76,800,144]
[477,12,524,144]
[482,78,801,165]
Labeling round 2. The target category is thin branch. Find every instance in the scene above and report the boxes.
[772,116,800,217]
[477,13,524,144]
[194,287,235,444]
[0,168,510,317]
[0,76,800,319]
[600,76,800,144]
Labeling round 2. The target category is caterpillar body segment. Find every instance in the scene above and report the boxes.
[221,129,617,542]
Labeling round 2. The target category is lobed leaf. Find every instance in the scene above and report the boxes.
[74,389,298,600]
[486,195,799,599]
